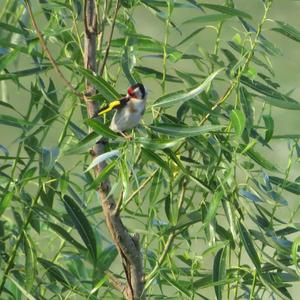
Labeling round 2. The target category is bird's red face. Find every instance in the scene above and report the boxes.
[127,83,147,100]
[127,86,135,98]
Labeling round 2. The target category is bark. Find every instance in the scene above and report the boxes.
[83,1,145,299]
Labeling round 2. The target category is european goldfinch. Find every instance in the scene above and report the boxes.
[95,83,147,137]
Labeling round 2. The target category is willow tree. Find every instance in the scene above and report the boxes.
[0,0,299,299]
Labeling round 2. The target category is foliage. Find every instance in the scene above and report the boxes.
[0,0,300,299]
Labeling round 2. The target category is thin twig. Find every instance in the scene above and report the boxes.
[99,0,121,76]
[97,0,108,73]
[24,0,84,100]
[105,270,126,294]
[122,169,159,210]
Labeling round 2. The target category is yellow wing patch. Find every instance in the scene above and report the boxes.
[97,100,121,116]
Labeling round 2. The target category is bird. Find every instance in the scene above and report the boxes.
[94,83,147,139]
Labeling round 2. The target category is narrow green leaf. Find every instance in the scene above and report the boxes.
[38,257,71,286]
[201,3,252,19]
[186,0,204,10]
[230,109,246,137]
[0,66,51,81]
[0,22,25,34]
[90,276,109,295]
[272,21,300,43]
[0,114,32,128]
[85,119,118,139]
[48,222,88,251]
[192,274,218,289]
[6,276,36,300]
[76,67,120,100]
[187,99,217,116]
[135,137,183,150]
[201,241,229,257]
[150,124,224,137]
[141,148,172,178]
[140,3,181,34]
[119,158,130,199]
[121,0,134,8]
[39,1,73,10]
[272,134,300,139]
[213,247,227,300]
[260,274,292,300]
[203,191,223,225]
[63,131,100,156]
[245,148,278,171]
[97,245,118,273]
[141,0,198,8]
[69,121,87,140]
[0,101,16,111]
[149,169,162,205]
[161,272,191,297]
[164,195,173,224]
[258,73,280,89]
[153,69,223,108]
[258,38,282,57]
[112,34,182,57]
[240,87,254,128]
[263,115,274,142]
[241,76,300,109]
[291,236,300,277]
[183,14,233,25]
[87,160,117,191]
[23,232,37,292]
[257,96,300,110]
[0,191,13,216]
[0,49,20,71]
[135,66,181,82]
[63,195,97,262]
[176,27,205,46]
[175,210,202,230]
[237,221,261,270]
[34,262,91,297]
[122,45,138,85]
[269,176,300,195]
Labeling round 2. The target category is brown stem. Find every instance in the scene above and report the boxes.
[105,270,126,294]
[99,0,121,76]
[84,1,144,299]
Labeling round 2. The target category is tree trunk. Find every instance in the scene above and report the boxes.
[83,1,145,299]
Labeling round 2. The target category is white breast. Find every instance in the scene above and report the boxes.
[110,99,146,132]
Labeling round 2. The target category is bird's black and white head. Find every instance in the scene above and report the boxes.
[127,83,147,101]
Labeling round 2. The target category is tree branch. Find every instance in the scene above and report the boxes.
[84,1,145,299]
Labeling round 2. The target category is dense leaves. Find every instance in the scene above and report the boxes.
[0,0,299,299]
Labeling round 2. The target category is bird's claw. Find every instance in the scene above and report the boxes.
[119,132,133,141]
